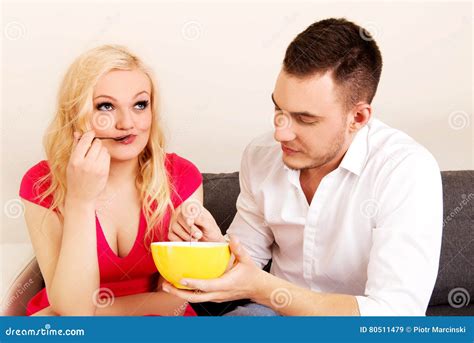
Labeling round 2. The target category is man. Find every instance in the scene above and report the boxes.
[164,18,443,316]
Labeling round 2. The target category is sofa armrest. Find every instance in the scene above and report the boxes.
[1,257,43,316]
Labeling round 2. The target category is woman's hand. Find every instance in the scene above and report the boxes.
[66,130,111,203]
[169,201,225,243]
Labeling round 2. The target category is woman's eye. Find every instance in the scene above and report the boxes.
[96,102,114,111]
[134,100,149,111]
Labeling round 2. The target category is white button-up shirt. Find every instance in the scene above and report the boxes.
[227,118,443,316]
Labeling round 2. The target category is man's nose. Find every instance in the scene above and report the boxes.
[273,112,296,142]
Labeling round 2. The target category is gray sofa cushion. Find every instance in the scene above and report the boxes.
[4,171,472,316]
[202,172,240,234]
[198,171,474,316]
[429,171,473,307]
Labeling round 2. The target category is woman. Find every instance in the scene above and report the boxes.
[19,45,202,316]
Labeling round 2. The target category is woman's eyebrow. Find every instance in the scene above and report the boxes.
[271,93,322,118]
[94,90,150,101]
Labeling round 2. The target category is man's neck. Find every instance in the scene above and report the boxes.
[299,141,351,204]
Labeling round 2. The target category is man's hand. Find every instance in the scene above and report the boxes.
[162,235,265,303]
[168,199,226,243]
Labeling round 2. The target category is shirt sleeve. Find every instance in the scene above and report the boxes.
[19,161,53,209]
[167,153,203,208]
[226,144,275,269]
[355,150,443,316]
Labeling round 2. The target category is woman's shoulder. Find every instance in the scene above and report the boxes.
[165,153,202,205]
[19,160,53,208]
[165,153,201,176]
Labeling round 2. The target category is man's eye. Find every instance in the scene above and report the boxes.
[134,100,149,111]
[298,115,318,125]
[96,102,114,111]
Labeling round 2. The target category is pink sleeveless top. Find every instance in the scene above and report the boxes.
[19,153,202,316]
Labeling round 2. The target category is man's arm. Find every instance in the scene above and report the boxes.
[252,270,360,316]
[163,149,443,316]
[162,236,360,315]
[225,144,275,268]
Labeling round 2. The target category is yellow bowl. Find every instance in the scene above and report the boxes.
[151,241,231,289]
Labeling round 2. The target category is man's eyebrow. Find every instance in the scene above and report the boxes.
[94,90,150,101]
[271,93,321,118]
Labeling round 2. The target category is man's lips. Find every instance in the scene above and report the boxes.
[281,145,299,154]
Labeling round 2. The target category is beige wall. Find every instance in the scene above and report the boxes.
[1,0,472,298]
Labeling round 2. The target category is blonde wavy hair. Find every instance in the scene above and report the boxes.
[35,45,175,244]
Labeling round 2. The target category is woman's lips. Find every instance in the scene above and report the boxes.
[114,134,137,145]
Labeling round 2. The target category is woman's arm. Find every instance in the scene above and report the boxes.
[24,131,110,316]
[23,197,98,316]
[32,290,189,316]
[95,291,188,316]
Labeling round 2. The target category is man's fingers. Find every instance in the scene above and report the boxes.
[179,277,225,293]
[162,281,224,303]
[229,235,253,264]
[226,253,236,271]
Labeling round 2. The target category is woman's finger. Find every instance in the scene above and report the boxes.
[72,131,80,148]
[168,231,189,242]
[176,214,203,239]
[170,222,193,241]
[84,138,102,162]
[176,211,202,234]
[97,148,110,173]
[71,130,96,160]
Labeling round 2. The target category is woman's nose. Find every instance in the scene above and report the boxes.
[115,109,135,130]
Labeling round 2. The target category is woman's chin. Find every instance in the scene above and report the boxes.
[109,148,144,162]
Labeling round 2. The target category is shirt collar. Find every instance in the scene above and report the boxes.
[282,122,370,181]
[339,123,370,176]
[283,164,301,187]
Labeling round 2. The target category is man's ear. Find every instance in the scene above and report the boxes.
[348,102,372,133]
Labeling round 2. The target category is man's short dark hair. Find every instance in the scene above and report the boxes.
[283,18,383,111]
